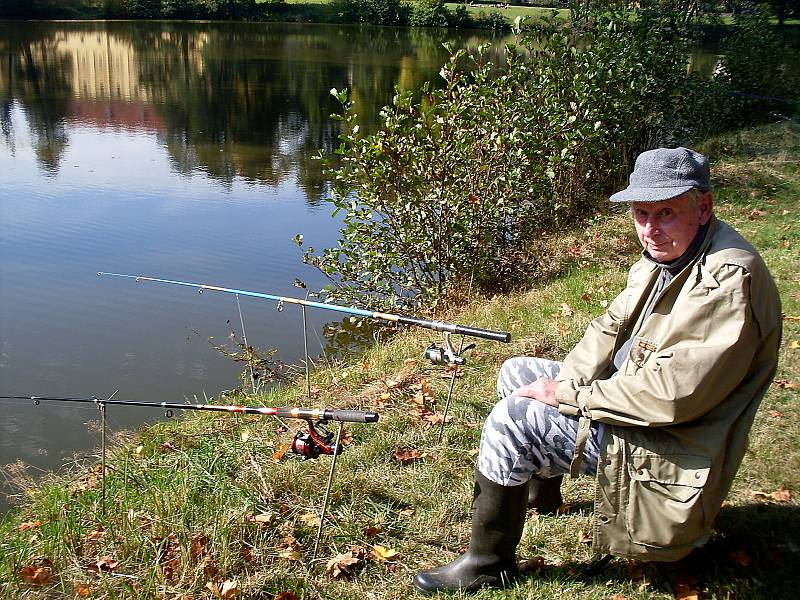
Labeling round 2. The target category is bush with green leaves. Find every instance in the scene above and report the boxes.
[299,7,711,312]
[409,0,449,27]
[331,0,407,25]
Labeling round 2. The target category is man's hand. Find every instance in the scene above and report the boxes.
[513,377,558,407]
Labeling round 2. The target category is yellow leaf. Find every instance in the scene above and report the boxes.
[272,443,290,462]
[299,512,322,527]
[247,512,275,526]
[370,545,398,562]
[134,445,144,455]
[277,548,301,561]
[240,430,250,442]
[399,508,416,517]
[789,340,800,350]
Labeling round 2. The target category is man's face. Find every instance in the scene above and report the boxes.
[631,192,714,262]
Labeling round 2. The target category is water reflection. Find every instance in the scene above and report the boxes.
[0,21,502,203]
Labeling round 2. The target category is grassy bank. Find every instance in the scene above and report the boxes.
[1,122,798,599]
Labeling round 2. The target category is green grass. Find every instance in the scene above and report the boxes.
[1,122,799,599]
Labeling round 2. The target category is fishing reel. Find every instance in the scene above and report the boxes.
[291,420,342,459]
[424,332,476,366]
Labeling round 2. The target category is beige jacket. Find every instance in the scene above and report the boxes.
[555,216,782,562]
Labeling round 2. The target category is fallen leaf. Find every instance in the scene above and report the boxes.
[773,379,799,390]
[784,315,800,321]
[246,512,276,526]
[86,555,119,573]
[272,443,290,462]
[422,412,451,426]
[275,593,298,600]
[748,208,766,219]
[558,303,574,317]
[395,447,423,465]
[75,583,92,597]
[277,536,302,561]
[581,292,591,303]
[18,520,42,531]
[469,447,480,457]
[299,511,322,527]
[790,340,800,350]
[772,485,793,502]
[190,534,210,560]
[752,485,793,502]
[370,545,399,562]
[206,579,240,599]
[19,564,52,585]
[161,441,178,452]
[768,410,784,418]
[364,526,381,538]
[399,507,415,517]
[325,549,364,578]
[609,596,629,600]
[240,429,250,442]
[340,430,354,446]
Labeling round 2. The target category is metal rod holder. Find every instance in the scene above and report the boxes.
[312,421,344,561]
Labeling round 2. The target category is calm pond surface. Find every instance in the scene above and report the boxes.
[0,20,507,512]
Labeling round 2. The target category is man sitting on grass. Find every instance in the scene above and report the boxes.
[414,147,782,594]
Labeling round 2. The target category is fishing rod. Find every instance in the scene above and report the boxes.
[1,395,378,458]
[2,394,379,560]
[96,272,511,344]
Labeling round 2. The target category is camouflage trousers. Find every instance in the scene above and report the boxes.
[476,357,605,486]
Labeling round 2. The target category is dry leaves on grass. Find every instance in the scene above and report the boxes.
[769,410,785,418]
[275,593,298,600]
[18,520,42,531]
[86,555,119,574]
[773,379,799,390]
[75,583,92,597]
[325,547,366,579]
[395,447,423,465]
[271,443,290,462]
[752,485,793,503]
[206,579,240,599]
[276,535,302,561]
[299,511,322,527]
[246,512,276,527]
[18,557,53,586]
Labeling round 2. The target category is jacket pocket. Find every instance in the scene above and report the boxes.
[623,336,658,376]
[626,453,711,548]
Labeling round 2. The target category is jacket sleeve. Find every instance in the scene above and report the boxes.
[556,265,759,427]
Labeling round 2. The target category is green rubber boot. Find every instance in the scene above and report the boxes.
[527,474,564,514]
[413,470,529,595]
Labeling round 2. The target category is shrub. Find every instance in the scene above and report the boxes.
[409,0,450,28]
[299,7,709,312]
[332,0,407,25]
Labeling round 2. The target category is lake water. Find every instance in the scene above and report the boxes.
[0,20,506,512]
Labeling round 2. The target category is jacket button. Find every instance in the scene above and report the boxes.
[695,472,702,479]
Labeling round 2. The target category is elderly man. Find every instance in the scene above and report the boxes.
[414,147,782,594]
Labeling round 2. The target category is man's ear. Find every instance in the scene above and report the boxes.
[698,192,714,225]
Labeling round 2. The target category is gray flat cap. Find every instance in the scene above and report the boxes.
[610,147,710,203]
